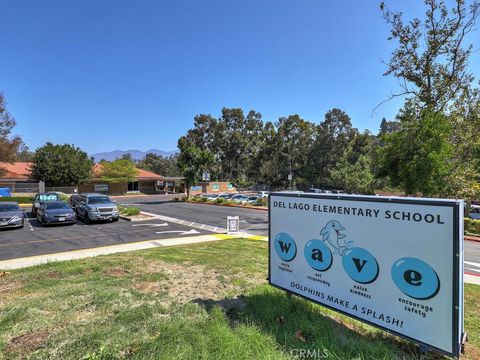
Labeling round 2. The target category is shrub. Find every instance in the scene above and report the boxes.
[465,218,480,236]
[120,206,140,216]
[215,197,226,204]
[200,196,208,202]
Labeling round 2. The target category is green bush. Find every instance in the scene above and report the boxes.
[465,218,480,236]
[200,196,208,202]
[0,196,32,204]
[120,206,140,216]
[215,197,226,204]
[253,198,268,207]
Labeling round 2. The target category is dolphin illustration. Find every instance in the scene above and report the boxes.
[320,220,353,256]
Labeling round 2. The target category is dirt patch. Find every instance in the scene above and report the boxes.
[135,281,160,293]
[105,267,132,277]
[137,261,237,305]
[0,279,24,306]
[6,329,50,355]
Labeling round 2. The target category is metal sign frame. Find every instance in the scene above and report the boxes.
[268,192,463,358]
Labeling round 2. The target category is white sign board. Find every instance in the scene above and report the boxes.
[227,216,240,234]
[269,192,463,357]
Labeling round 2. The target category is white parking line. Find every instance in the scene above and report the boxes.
[25,217,35,231]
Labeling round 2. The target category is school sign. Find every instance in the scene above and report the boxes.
[269,192,464,357]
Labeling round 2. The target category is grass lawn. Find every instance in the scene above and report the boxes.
[0,239,478,359]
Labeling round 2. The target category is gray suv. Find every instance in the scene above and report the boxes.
[76,193,119,224]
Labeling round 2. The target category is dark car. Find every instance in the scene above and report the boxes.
[76,193,119,224]
[0,202,24,229]
[36,201,76,226]
[31,192,62,216]
[68,194,81,211]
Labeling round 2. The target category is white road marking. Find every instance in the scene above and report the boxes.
[465,261,480,268]
[155,229,200,236]
[26,217,35,231]
[131,223,168,227]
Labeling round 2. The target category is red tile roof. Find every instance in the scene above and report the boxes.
[1,162,163,181]
[0,162,32,180]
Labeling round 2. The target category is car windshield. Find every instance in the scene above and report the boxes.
[46,203,69,210]
[38,194,60,201]
[88,196,112,204]
[0,204,20,212]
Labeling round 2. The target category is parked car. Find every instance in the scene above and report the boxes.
[469,204,480,220]
[246,196,260,204]
[230,194,250,203]
[217,193,235,199]
[76,193,119,224]
[37,201,76,226]
[31,192,61,216]
[202,194,219,200]
[257,191,269,198]
[0,202,24,229]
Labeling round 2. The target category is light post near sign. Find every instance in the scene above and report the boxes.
[269,192,464,358]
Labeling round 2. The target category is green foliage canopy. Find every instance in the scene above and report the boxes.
[30,142,94,186]
[100,159,139,184]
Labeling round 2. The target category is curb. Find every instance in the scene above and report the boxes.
[119,212,158,222]
[465,235,480,243]
[185,201,268,211]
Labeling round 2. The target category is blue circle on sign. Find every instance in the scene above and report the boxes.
[304,239,333,271]
[274,233,297,262]
[342,247,379,284]
[391,257,440,300]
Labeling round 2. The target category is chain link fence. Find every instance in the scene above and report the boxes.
[0,182,78,194]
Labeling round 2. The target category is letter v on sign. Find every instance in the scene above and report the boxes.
[352,258,368,273]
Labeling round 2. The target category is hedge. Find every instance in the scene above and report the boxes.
[465,218,480,236]
[0,197,32,204]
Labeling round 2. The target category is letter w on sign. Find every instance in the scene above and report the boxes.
[279,241,291,253]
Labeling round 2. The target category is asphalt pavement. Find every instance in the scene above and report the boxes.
[118,195,268,236]
[0,213,210,261]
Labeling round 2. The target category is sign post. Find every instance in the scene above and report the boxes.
[227,216,240,234]
[269,192,464,358]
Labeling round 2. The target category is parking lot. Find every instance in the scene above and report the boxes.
[0,211,212,261]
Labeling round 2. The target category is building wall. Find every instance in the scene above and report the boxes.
[189,182,236,195]
[78,182,127,195]
[139,180,156,194]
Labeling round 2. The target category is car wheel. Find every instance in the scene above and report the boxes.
[84,213,91,224]
[31,207,36,217]
[112,218,119,222]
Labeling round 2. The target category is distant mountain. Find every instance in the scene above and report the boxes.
[91,149,178,162]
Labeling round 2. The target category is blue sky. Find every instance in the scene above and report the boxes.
[1,0,479,154]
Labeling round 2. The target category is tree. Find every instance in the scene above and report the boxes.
[100,159,138,184]
[30,143,94,186]
[377,105,452,195]
[310,108,355,187]
[380,0,479,111]
[16,143,35,162]
[137,153,180,176]
[378,0,480,197]
[0,93,22,175]
[330,131,376,194]
[177,136,213,198]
